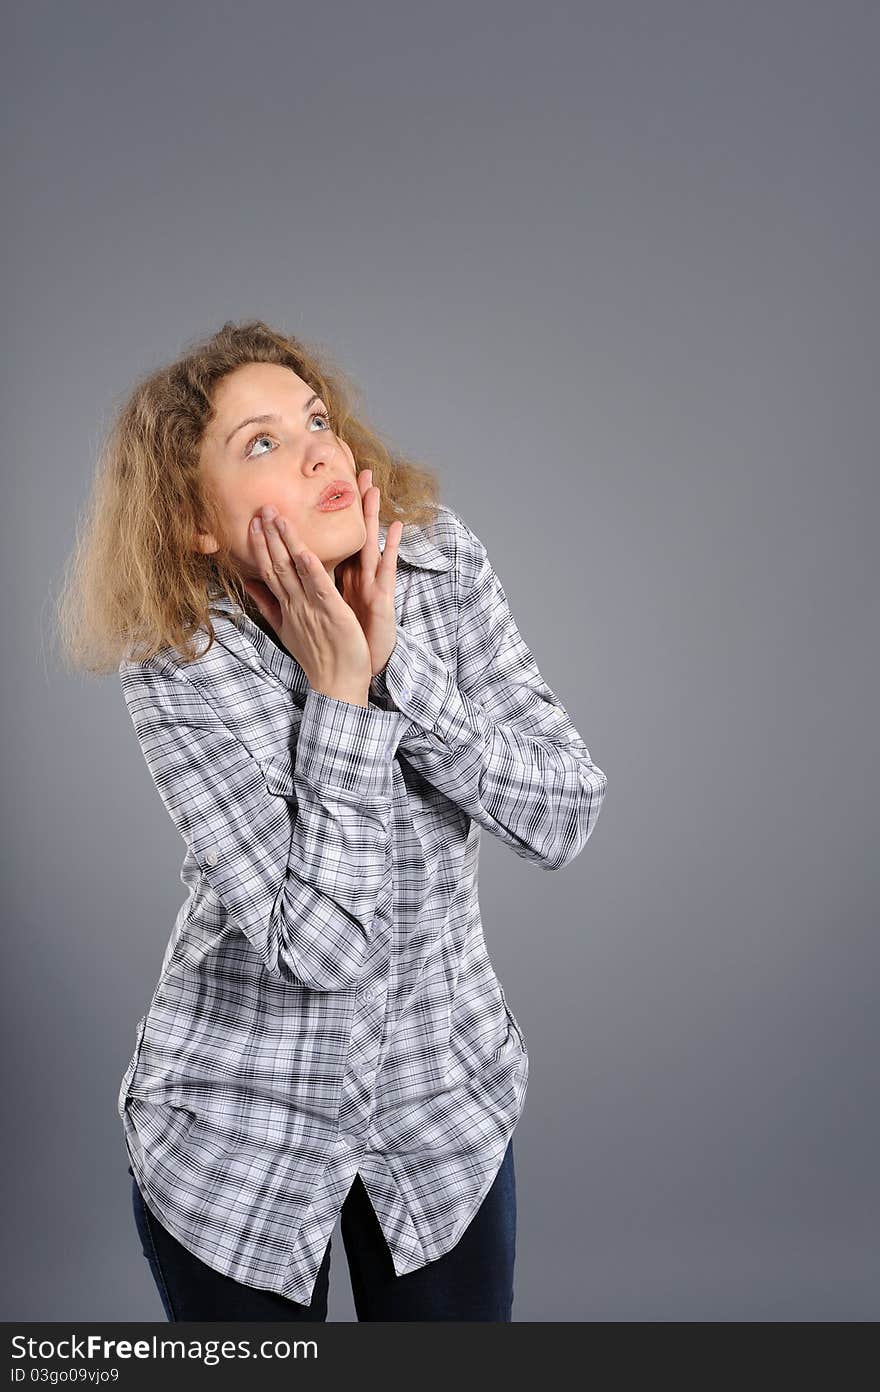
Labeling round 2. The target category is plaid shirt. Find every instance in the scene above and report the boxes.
[117,503,607,1305]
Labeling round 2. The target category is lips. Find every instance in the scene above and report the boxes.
[316,479,356,507]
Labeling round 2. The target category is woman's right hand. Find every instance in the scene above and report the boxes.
[242,505,373,704]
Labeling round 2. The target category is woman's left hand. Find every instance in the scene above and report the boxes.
[335,469,403,679]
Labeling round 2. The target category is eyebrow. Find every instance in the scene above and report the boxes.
[224,393,323,447]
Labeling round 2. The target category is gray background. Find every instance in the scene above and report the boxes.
[4,0,877,1320]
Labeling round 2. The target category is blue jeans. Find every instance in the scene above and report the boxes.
[129,1138,516,1321]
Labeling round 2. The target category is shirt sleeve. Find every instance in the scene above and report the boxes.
[120,658,407,991]
[368,522,607,870]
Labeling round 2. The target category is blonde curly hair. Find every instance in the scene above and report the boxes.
[55,318,444,672]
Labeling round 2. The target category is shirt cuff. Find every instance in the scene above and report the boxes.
[295,686,406,796]
[368,667,391,708]
[379,627,468,740]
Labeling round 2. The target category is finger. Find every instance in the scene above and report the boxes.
[267,510,321,584]
[359,471,380,573]
[272,512,341,604]
[250,513,304,606]
[355,467,372,527]
[377,517,403,590]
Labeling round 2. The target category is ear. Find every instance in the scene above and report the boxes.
[194,530,220,555]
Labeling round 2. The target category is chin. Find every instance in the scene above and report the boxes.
[334,517,367,555]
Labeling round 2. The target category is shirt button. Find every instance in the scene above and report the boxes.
[338,1131,362,1148]
[205,849,219,866]
[398,684,412,700]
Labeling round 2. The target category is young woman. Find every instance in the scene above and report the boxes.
[58,319,607,1321]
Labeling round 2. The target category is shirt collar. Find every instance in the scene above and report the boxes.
[376,518,453,573]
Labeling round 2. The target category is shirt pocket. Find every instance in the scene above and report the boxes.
[259,752,297,801]
[494,982,528,1059]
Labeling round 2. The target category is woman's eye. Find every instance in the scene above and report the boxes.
[244,409,331,459]
[245,433,275,459]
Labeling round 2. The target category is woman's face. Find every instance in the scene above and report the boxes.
[195,361,366,581]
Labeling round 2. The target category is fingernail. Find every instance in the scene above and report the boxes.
[251,517,262,533]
